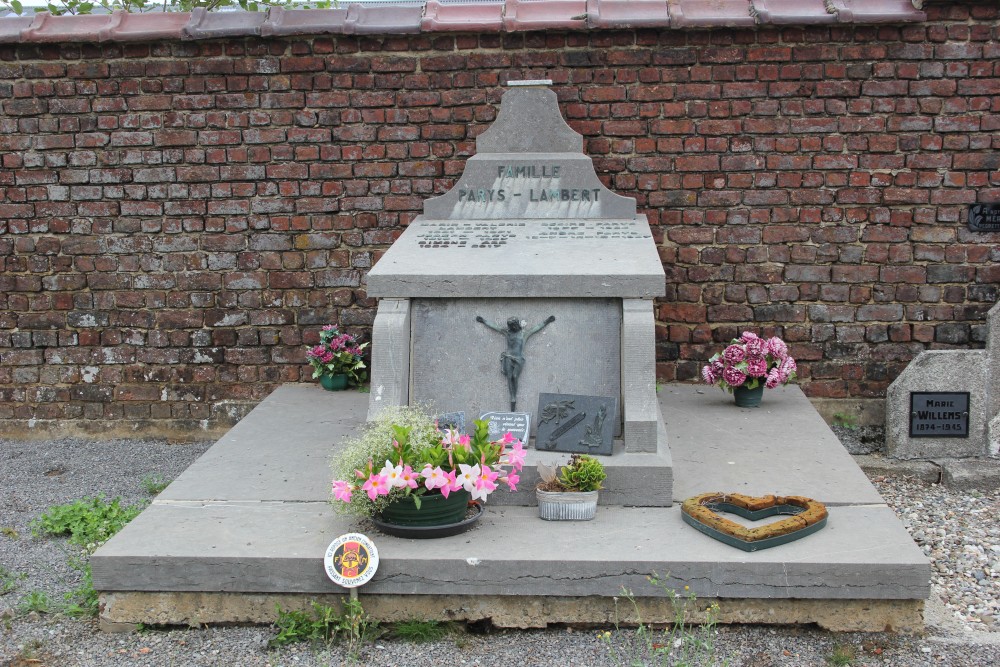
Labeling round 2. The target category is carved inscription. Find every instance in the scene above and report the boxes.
[415,220,649,249]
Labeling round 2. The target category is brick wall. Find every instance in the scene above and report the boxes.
[1,2,999,434]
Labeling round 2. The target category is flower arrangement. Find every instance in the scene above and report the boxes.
[330,405,525,517]
[701,331,797,392]
[306,325,368,386]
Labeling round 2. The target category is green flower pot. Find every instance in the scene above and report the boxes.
[319,374,348,391]
[379,490,471,527]
[733,384,764,408]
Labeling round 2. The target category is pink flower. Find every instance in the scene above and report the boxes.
[421,465,448,491]
[723,344,745,364]
[501,432,516,444]
[765,369,782,389]
[744,337,765,358]
[741,331,759,343]
[362,473,389,501]
[723,365,747,387]
[472,465,499,501]
[504,472,520,492]
[505,440,526,471]
[307,345,326,359]
[439,470,461,499]
[779,357,797,376]
[701,364,718,385]
[400,465,419,490]
[322,325,336,331]
[745,356,768,378]
[767,336,788,359]
[332,480,353,503]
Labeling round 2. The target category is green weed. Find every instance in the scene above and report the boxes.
[827,643,857,666]
[601,574,726,667]
[32,495,145,550]
[392,618,449,642]
[1,526,19,539]
[1,565,26,596]
[270,598,380,660]
[18,590,52,614]
[831,412,858,429]
[141,474,170,496]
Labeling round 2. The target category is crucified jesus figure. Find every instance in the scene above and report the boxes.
[476,315,556,411]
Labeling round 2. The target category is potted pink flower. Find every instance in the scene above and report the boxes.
[306,325,368,390]
[701,331,797,407]
[330,406,525,537]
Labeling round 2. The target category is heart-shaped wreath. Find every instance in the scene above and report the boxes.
[681,492,828,552]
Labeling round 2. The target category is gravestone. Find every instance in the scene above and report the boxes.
[366,81,670,497]
[886,300,1000,459]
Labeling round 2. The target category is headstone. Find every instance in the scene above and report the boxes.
[886,300,1000,459]
[365,80,671,503]
[535,393,617,456]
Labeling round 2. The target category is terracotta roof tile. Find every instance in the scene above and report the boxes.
[750,0,835,25]
[344,1,424,34]
[261,7,348,37]
[667,0,756,28]
[826,0,926,23]
[422,0,505,32]
[113,11,190,42]
[19,11,120,43]
[586,0,671,29]
[182,7,267,40]
[0,2,932,44]
[504,0,589,32]
[0,15,31,43]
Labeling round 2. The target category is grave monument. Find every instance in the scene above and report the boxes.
[365,80,671,503]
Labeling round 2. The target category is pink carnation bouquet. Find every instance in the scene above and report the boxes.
[306,325,369,386]
[330,406,524,518]
[701,331,797,392]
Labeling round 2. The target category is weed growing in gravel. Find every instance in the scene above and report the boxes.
[30,495,147,618]
[141,474,171,496]
[269,598,381,661]
[1,565,26,595]
[601,574,725,667]
[18,590,52,614]
[391,618,449,642]
[32,495,146,549]
[826,643,857,666]
[1,526,19,539]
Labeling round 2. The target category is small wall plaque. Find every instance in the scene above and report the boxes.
[909,392,970,438]
[479,411,531,444]
[535,393,617,456]
[968,203,1000,232]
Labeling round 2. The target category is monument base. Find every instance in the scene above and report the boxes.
[92,384,929,633]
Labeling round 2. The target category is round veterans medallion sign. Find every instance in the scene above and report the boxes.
[324,533,378,588]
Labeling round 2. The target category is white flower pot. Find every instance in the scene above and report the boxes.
[535,488,598,521]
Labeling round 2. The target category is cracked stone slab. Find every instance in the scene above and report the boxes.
[93,502,928,600]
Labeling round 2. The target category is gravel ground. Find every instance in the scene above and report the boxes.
[2,435,999,667]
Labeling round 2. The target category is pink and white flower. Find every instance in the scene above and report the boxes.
[332,480,353,503]
[361,473,390,501]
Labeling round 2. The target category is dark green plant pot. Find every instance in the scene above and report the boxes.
[319,374,348,391]
[379,490,471,527]
[733,384,764,408]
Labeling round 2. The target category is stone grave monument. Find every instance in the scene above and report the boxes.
[365,80,671,503]
[886,299,1000,459]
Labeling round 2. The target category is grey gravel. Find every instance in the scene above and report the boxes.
[2,435,1000,667]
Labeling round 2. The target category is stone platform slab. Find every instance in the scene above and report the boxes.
[92,383,930,632]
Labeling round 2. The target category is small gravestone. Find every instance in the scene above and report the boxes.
[479,411,531,444]
[968,203,1000,232]
[535,393,617,456]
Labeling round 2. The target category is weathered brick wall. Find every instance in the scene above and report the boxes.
[1,2,998,434]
